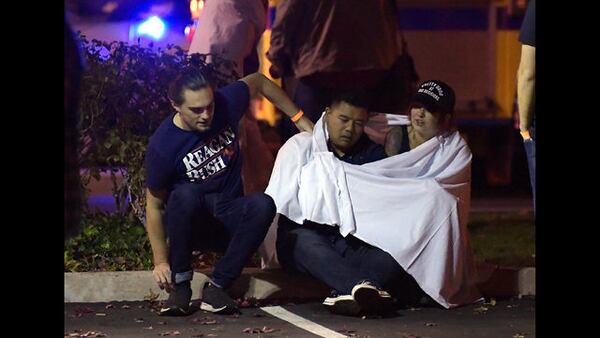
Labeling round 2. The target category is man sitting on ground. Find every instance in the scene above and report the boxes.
[265,81,482,316]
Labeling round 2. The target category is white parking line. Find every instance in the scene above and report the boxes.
[260,306,348,338]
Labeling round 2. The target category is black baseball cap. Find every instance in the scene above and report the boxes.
[411,80,456,115]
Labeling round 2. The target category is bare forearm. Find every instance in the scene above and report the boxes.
[518,78,535,131]
[243,73,300,117]
[241,73,313,133]
[146,207,169,265]
[517,45,535,131]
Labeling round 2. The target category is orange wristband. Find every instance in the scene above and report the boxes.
[291,110,304,123]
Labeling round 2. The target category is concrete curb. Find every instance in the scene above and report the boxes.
[65,266,534,303]
[65,268,330,303]
[518,267,535,296]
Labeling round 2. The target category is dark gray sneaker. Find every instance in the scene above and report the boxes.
[159,281,192,316]
[200,282,239,314]
[351,281,392,314]
[322,290,361,316]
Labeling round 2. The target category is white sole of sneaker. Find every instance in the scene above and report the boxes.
[199,302,228,313]
[323,295,361,316]
[159,306,190,316]
[322,294,354,306]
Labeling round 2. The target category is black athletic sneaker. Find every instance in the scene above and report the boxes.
[322,290,361,316]
[159,281,192,316]
[200,282,239,314]
[351,280,392,313]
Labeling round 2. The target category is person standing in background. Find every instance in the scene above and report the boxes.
[517,0,535,213]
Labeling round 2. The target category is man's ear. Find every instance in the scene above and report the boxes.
[170,99,181,113]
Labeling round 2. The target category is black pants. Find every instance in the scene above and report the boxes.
[276,216,420,297]
[166,183,275,289]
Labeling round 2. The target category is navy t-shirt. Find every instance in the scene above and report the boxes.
[145,80,250,198]
[519,0,535,47]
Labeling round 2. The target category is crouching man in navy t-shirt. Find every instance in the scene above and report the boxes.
[145,68,313,316]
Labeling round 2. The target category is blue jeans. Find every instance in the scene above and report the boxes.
[276,216,410,295]
[524,136,536,214]
[166,183,275,288]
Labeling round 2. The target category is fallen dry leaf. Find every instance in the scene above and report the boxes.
[425,322,438,326]
[201,319,217,325]
[121,304,131,309]
[144,326,154,330]
[243,327,263,334]
[206,334,217,337]
[95,312,106,316]
[158,321,168,325]
[105,304,114,309]
[262,326,279,333]
[67,331,106,338]
[134,318,144,323]
[513,334,525,338]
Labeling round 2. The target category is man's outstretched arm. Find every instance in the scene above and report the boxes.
[241,73,314,133]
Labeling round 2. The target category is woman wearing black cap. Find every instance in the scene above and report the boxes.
[385,80,456,154]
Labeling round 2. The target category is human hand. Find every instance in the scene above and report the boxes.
[519,129,531,140]
[153,262,173,293]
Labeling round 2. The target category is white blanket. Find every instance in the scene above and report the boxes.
[264,114,483,308]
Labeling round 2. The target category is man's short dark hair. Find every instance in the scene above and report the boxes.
[330,89,371,110]
[168,68,212,106]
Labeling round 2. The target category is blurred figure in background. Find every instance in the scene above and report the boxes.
[267,0,404,142]
[517,0,535,213]
[189,0,268,78]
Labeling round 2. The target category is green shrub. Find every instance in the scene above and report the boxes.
[65,212,151,272]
